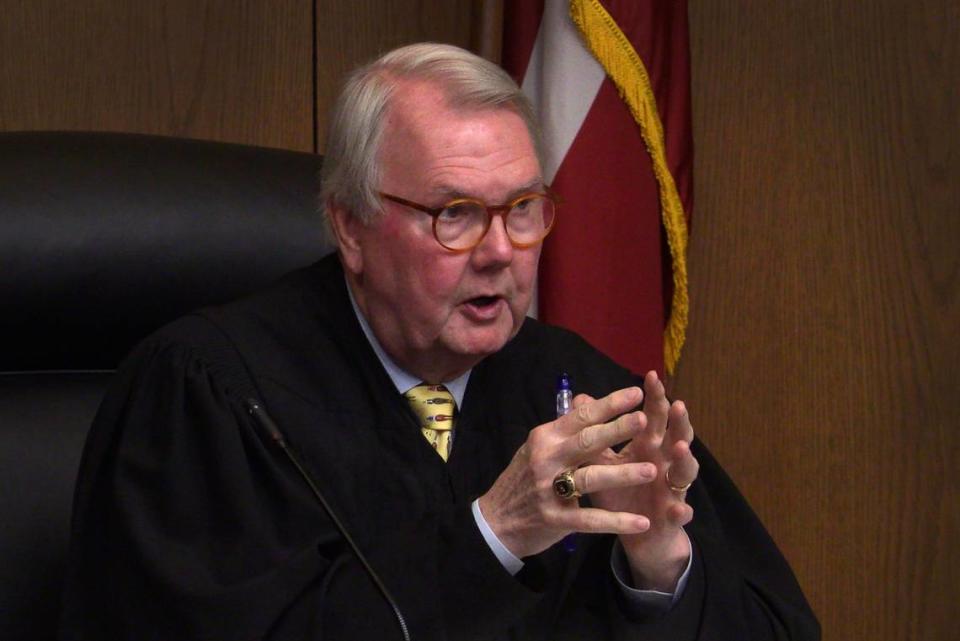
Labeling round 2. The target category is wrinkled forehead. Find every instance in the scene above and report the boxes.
[378,104,542,202]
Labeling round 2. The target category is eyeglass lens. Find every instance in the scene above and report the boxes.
[436,195,555,250]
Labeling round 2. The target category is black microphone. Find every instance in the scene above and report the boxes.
[245,398,411,641]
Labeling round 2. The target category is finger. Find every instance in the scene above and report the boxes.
[559,410,646,463]
[665,502,695,528]
[665,440,700,492]
[572,393,595,409]
[643,371,670,437]
[573,462,657,495]
[558,506,650,535]
[571,394,625,466]
[557,386,643,436]
[663,400,694,447]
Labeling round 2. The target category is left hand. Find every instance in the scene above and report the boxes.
[580,370,699,592]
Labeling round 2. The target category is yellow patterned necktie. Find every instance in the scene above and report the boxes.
[404,383,456,461]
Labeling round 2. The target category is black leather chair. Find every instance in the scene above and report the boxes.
[0,131,330,640]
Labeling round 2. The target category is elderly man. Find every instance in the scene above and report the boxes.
[61,44,818,641]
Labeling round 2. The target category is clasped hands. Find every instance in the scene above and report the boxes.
[479,371,698,592]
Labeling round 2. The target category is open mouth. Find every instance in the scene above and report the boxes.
[462,295,504,320]
[467,295,500,308]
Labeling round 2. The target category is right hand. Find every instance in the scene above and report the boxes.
[477,386,658,558]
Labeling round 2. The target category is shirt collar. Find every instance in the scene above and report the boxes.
[345,278,470,407]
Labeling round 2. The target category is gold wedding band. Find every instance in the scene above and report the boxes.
[665,469,692,493]
[552,469,581,500]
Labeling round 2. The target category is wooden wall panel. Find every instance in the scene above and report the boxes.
[677,2,958,639]
[0,0,314,151]
[314,0,476,152]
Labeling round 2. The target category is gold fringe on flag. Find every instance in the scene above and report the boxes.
[569,0,690,374]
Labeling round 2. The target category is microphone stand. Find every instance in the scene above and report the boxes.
[246,399,412,641]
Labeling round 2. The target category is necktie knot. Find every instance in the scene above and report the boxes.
[405,384,456,460]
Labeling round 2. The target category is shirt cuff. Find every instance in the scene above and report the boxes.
[609,530,693,614]
[471,498,524,576]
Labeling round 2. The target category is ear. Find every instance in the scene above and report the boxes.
[327,201,365,275]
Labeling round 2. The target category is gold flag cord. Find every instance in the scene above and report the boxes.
[569,0,689,374]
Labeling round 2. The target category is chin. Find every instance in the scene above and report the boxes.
[449,323,519,359]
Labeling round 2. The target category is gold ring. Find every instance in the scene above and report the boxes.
[552,469,581,500]
[665,469,692,493]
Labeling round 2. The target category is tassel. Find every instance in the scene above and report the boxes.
[569,0,690,374]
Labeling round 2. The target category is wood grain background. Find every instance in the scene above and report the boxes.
[0,0,481,152]
[1,1,956,639]
[677,1,959,639]
[0,0,315,150]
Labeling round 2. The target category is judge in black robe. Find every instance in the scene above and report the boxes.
[60,41,819,641]
[60,255,819,641]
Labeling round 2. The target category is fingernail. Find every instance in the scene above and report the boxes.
[637,516,651,532]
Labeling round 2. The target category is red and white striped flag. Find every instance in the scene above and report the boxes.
[503,0,693,376]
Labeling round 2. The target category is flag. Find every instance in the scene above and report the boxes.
[503,0,693,376]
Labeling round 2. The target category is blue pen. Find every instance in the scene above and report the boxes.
[556,373,578,553]
[556,372,573,417]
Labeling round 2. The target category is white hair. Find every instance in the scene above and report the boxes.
[319,42,544,241]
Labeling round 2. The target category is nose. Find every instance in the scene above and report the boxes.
[470,215,514,269]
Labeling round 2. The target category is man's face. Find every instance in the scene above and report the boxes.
[336,79,543,382]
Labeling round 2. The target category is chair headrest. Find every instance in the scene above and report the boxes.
[0,131,331,371]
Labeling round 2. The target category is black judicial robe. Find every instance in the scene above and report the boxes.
[60,255,819,641]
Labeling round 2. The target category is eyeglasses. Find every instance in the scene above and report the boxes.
[379,189,559,252]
